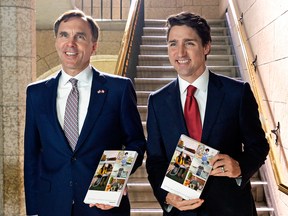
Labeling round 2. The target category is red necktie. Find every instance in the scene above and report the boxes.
[184,85,202,142]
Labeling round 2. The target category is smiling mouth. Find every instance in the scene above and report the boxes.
[177,59,190,64]
[65,52,77,56]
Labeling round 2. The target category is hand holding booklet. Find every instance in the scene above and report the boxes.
[161,134,219,200]
[84,150,137,207]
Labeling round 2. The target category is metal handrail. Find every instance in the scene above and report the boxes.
[228,0,288,195]
[114,0,142,76]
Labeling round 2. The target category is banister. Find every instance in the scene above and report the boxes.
[228,0,288,194]
[114,0,142,76]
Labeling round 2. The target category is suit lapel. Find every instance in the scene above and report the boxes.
[201,71,225,144]
[75,68,108,152]
[44,72,70,148]
[166,79,189,136]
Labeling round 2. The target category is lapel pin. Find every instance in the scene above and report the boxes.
[97,90,105,94]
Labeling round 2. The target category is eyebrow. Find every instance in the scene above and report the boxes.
[58,31,87,37]
[168,38,197,43]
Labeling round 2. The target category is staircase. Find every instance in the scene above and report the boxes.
[127,19,274,216]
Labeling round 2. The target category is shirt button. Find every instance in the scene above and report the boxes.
[71,157,77,162]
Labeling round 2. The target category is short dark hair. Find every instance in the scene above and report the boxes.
[166,12,211,58]
[54,10,99,43]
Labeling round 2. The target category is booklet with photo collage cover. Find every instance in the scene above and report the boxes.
[84,150,138,206]
[161,134,219,200]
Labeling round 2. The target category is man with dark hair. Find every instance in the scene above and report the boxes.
[24,9,145,216]
[146,11,269,215]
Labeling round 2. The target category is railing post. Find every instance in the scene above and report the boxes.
[91,0,93,17]
[111,0,113,19]
[101,0,103,19]
[120,0,122,20]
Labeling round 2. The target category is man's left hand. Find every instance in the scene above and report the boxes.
[209,154,241,178]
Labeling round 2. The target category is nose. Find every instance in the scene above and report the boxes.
[67,37,76,47]
[178,44,186,57]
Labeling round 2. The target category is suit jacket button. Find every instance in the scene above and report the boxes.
[72,157,77,162]
[70,181,73,186]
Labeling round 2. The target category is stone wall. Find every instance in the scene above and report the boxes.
[220,0,288,215]
[145,0,220,19]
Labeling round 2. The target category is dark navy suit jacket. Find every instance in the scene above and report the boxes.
[146,71,269,216]
[24,67,146,216]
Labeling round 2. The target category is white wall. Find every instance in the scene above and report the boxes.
[219,1,288,215]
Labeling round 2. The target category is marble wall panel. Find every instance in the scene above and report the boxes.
[193,0,219,6]
[0,0,17,6]
[36,30,55,60]
[274,11,288,61]
[3,156,22,215]
[257,23,274,65]
[1,57,18,105]
[202,6,220,19]
[3,107,19,156]
[182,6,202,17]
[1,7,17,56]
[270,59,288,103]
[99,30,124,42]
[96,41,122,55]
[18,58,33,105]
[184,0,194,6]
[256,64,271,101]
[148,0,178,8]
[17,8,33,57]
[0,154,3,215]
[235,0,256,14]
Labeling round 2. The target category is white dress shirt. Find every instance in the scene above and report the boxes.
[178,67,209,126]
[56,65,93,134]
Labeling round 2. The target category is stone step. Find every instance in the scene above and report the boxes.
[137,91,153,105]
[138,55,236,66]
[130,203,273,216]
[142,35,231,45]
[134,78,174,91]
[140,45,233,55]
[142,121,147,138]
[145,19,226,28]
[143,27,228,37]
[135,76,242,92]
[138,105,147,121]
[136,66,239,78]
[128,176,271,215]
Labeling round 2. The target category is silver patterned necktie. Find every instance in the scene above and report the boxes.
[64,78,79,151]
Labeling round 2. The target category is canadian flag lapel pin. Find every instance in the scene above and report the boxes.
[97,90,105,94]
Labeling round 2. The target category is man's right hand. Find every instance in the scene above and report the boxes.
[165,193,204,211]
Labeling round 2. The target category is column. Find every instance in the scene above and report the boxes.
[0,0,36,215]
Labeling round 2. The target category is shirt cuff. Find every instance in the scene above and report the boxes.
[235,176,242,186]
[164,201,173,212]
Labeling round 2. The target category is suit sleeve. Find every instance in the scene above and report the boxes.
[24,86,42,215]
[146,94,176,215]
[238,83,270,187]
[119,79,146,173]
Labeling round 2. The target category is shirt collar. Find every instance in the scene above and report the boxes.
[178,67,209,94]
[60,65,93,87]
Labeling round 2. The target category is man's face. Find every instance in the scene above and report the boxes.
[55,17,97,76]
[168,25,210,83]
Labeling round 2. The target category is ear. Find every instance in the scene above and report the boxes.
[203,41,211,55]
[91,42,98,55]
